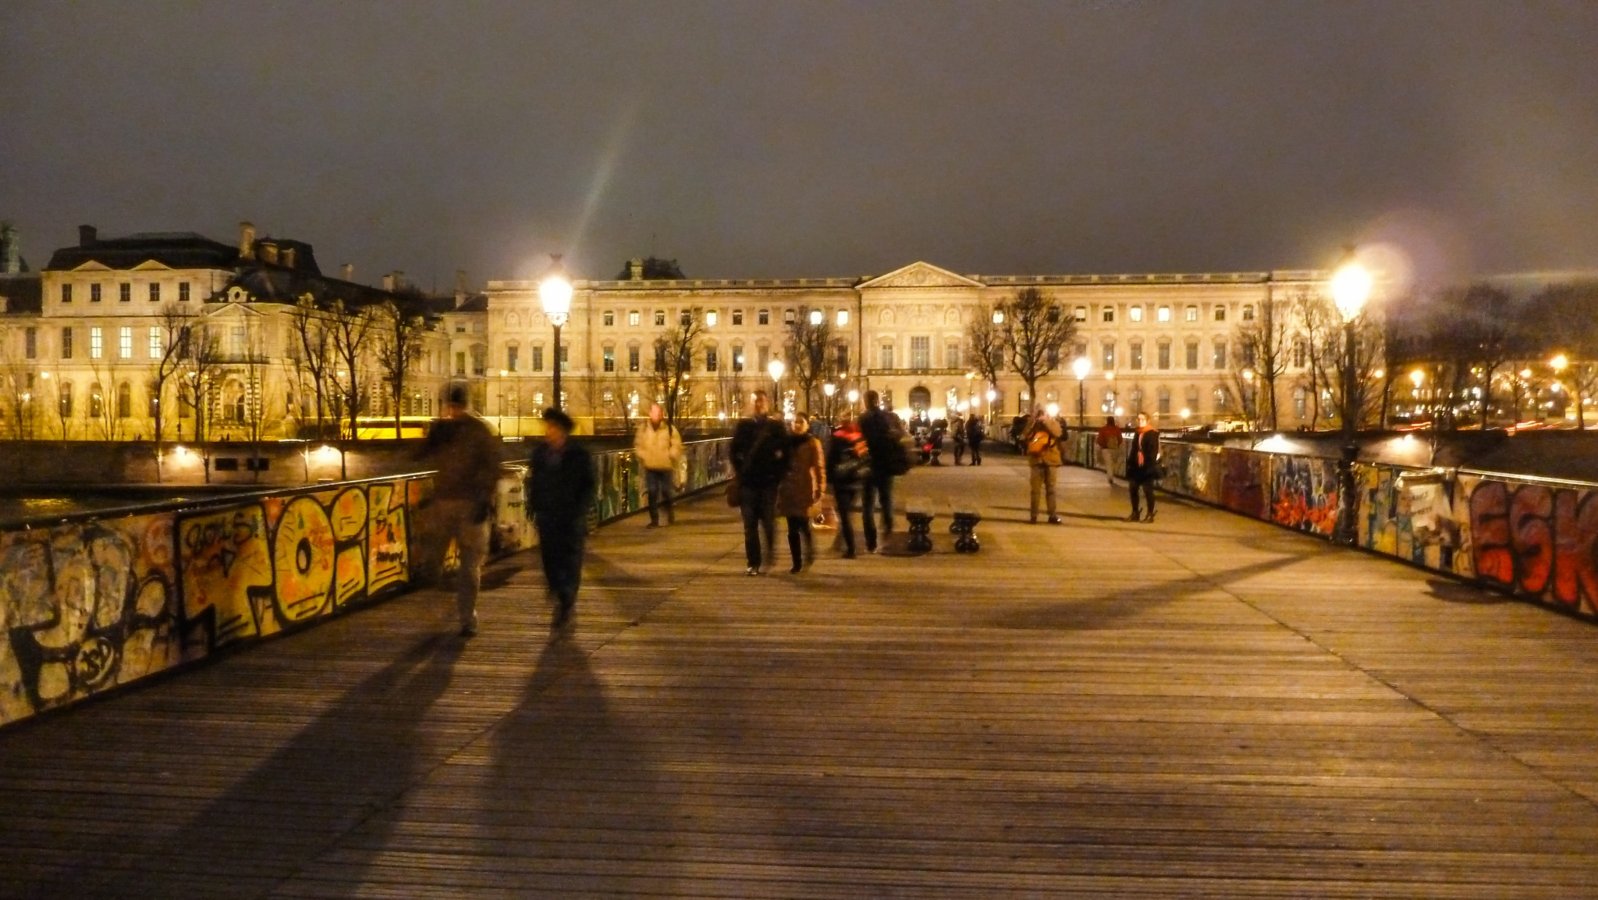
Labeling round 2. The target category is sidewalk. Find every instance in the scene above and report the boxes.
[2,454,1597,897]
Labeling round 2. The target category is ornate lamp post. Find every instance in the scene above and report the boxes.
[538,254,572,413]
[1330,249,1373,545]
[1071,356,1091,426]
[767,358,786,416]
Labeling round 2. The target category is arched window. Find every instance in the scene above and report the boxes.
[59,381,74,417]
[116,382,132,418]
[89,385,104,419]
[505,311,520,330]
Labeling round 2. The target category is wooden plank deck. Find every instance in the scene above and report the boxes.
[4,453,1598,898]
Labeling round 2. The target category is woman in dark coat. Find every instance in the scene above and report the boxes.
[1125,411,1161,522]
[777,413,826,574]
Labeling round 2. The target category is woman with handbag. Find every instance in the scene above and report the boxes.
[778,412,826,574]
[1125,411,1161,523]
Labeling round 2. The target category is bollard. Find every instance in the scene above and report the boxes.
[951,510,982,553]
[905,510,935,554]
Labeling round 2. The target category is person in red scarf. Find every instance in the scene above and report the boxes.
[1125,411,1161,522]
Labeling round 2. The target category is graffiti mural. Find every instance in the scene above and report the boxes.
[1467,476,1598,614]
[1268,455,1339,536]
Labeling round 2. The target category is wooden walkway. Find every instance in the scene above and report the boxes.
[4,454,1598,898]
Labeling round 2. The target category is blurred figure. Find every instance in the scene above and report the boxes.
[416,384,501,638]
[633,402,684,527]
[527,408,596,630]
[1022,406,1063,524]
[1095,415,1122,486]
[1125,411,1161,522]
[731,390,788,575]
[858,390,906,553]
[950,412,967,465]
[826,409,868,559]
[965,414,986,466]
[778,412,826,574]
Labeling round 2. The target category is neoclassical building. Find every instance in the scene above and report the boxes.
[479,260,1331,433]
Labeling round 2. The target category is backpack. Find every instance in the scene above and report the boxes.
[1025,426,1056,458]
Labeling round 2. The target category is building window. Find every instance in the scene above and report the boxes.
[602,310,614,326]
[836,343,850,372]
[1294,386,1308,419]
[1185,341,1199,370]
[1242,304,1256,321]
[1101,307,1114,323]
[1156,341,1171,370]
[148,326,162,359]
[732,345,745,372]
[179,281,190,302]
[455,351,466,375]
[1102,342,1116,370]
[119,283,131,303]
[530,345,544,372]
[59,382,73,417]
[880,343,895,370]
[119,326,133,359]
[1074,305,1087,322]
[117,383,132,419]
[910,336,930,369]
[506,344,520,373]
[732,309,744,326]
[627,345,640,372]
[24,327,36,359]
[680,310,693,327]
[1214,306,1225,322]
[705,347,718,372]
[148,385,160,418]
[1129,341,1143,370]
[758,309,770,325]
[90,326,103,359]
[1185,305,1198,322]
[1157,305,1171,323]
[559,344,568,372]
[705,310,718,327]
[1128,306,1143,323]
[1213,340,1228,369]
[602,346,615,372]
[89,387,104,419]
[836,309,849,327]
[1157,387,1171,416]
[61,284,72,304]
[757,345,770,371]
[149,283,161,303]
[628,310,640,327]
[654,310,666,327]
[944,341,960,369]
[91,283,102,303]
[62,327,74,360]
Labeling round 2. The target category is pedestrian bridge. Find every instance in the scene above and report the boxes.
[3,454,1598,898]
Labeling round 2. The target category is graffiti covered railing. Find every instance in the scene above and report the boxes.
[1066,431,1598,622]
[0,438,732,730]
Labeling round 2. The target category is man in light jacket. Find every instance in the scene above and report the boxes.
[634,403,684,527]
[1023,407,1064,525]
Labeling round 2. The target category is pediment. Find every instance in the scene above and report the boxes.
[69,261,114,273]
[858,261,985,291]
[130,259,175,272]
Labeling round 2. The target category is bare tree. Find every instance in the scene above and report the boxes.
[149,304,196,461]
[1533,281,1598,429]
[289,295,336,439]
[1387,283,1521,430]
[1328,314,1387,431]
[84,357,120,441]
[0,345,36,439]
[1232,292,1291,430]
[783,308,833,413]
[649,315,705,428]
[995,287,1076,409]
[328,299,377,440]
[176,321,222,481]
[964,303,1005,390]
[1291,289,1339,429]
[374,299,427,436]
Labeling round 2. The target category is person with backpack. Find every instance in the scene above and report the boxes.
[965,414,986,466]
[825,409,868,558]
[1094,415,1122,487]
[858,390,907,553]
[1022,406,1063,524]
[730,390,789,575]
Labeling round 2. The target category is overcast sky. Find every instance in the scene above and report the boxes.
[4,0,1597,289]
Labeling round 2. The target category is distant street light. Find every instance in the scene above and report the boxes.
[538,254,572,414]
[768,358,786,414]
[822,382,836,422]
[1071,356,1091,426]
[1330,248,1372,546]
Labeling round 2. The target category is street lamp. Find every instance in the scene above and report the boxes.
[768,358,785,414]
[538,254,572,413]
[1071,356,1091,426]
[822,382,836,423]
[1330,249,1372,545]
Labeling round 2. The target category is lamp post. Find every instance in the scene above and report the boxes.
[1071,356,1091,426]
[768,358,786,416]
[1330,249,1373,545]
[822,381,836,423]
[538,254,572,413]
[984,388,997,426]
[1552,353,1583,429]
[1241,368,1255,428]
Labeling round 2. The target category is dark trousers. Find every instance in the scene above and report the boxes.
[969,439,983,465]
[644,468,674,524]
[739,483,778,569]
[536,517,586,608]
[862,474,894,551]
[1129,476,1156,516]
[953,442,966,465]
[785,515,813,569]
[832,487,858,555]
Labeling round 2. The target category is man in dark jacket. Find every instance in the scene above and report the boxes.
[417,385,502,638]
[1125,411,1161,523]
[858,390,903,553]
[527,408,596,630]
[730,390,788,575]
[965,415,986,466]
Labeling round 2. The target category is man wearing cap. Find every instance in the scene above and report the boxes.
[417,384,502,637]
[527,407,596,630]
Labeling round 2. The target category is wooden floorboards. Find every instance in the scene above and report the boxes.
[3,454,1598,898]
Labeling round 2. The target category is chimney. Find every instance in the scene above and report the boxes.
[381,273,395,292]
[339,262,353,281]
[0,222,18,275]
[281,245,296,269]
[454,269,469,308]
[629,257,644,281]
[238,221,256,259]
[78,225,98,247]
[260,240,280,265]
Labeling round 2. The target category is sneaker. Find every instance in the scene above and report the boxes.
[745,567,759,576]
[1048,516,1063,525]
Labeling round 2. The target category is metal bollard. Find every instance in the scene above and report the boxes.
[951,510,982,553]
[905,510,935,554]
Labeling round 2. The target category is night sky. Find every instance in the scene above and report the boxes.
[4,0,1597,289]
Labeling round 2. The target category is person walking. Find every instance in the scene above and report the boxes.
[1126,411,1161,522]
[1095,415,1122,486]
[858,390,905,554]
[778,412,826,574]
[825,409,867,559]
[1022,406,1064,524]
[950,413,967,465]
[633,402,684,527]
[416,385,502,638]
[730,390,788,575]
[527,408,596,630]
[965,414,986,466]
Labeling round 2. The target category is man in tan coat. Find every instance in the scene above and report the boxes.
[634,403,684,527]
[1022,407,1064,525]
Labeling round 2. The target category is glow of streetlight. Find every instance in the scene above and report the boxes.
[767,358,785,384]
[985,388,997,403]
[537,255,572,327]
[1045,402,1060,418]
[991,309,1005,325]
[1072,356,1091,381]
[1330,253,1373,323]
[846,388,860,405]
[1551,353,1569,373]
[1242,368,1255,383]
[822,382,836,398]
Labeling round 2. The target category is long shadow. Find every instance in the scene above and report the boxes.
[20,631,465,899]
